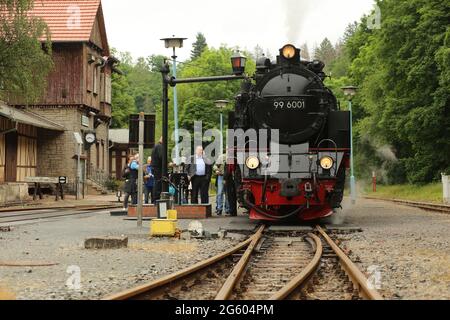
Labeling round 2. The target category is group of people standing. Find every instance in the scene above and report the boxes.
[185,146,230,215]
[122,154,156,208]
[121,140,232,216]
[122,138,164,209]
[186,146,211,205]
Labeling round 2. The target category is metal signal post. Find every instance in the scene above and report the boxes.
[341,86,358,205]
[137,112,145,227]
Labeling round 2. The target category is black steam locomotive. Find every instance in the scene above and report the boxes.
[226,44,351,221]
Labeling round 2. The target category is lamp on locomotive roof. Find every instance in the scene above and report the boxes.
[161,36,187,167]
[341,85,359,205]
[215,100,229,155]
[231,51,247,75]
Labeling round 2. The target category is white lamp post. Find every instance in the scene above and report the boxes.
[215,100,229,155]
[342,86,358,205]
[161,36,187,165]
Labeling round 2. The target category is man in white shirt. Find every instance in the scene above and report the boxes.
[187,146,212,204]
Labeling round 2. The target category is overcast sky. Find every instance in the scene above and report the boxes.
[102,0,375,61]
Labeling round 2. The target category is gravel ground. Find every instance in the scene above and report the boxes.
[333,198,450,300]
[1,198,449,300]
[0,212,240,300]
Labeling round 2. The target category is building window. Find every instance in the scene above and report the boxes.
[87,63,92,92]
[105,74,112,104]
[96,142,100,168]
[93,67,98,95]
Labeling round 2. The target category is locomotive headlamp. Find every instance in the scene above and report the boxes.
[245,156,260,170]
[320,156,334,170]
[282,44,296,59]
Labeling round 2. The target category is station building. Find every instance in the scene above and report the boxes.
[0,0,118,204]
[108,129,132,181]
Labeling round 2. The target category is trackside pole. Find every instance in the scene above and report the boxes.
[137,112,145,227]
[372,171,377,193]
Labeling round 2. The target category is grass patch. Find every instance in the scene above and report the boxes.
[364,183,443,203]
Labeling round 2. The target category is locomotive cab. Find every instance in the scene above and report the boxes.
[230,44,351,221]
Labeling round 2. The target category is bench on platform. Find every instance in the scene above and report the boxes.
[24,177,68,201]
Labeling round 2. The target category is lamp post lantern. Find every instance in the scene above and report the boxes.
[231,51,247,75]
[161,36,187,165]
[341,86,358,205]
[215,100,229,155]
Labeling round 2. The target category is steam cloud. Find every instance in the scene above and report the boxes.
[282,0,312,44]
[377,145,398,162]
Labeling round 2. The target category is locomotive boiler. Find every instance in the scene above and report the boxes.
[226,44,351,221]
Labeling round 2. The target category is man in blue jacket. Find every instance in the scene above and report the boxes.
[144,156,154,204]
[128,154,140,205]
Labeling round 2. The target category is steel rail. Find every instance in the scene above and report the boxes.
[0,207,118,224]
[364,197,450,214]
[215,225,265,300]
[268,233,322,300]
[0,204,121,214]
[103,230,262,300]
[316,226,383,300]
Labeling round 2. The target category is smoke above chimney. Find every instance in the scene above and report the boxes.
[282,0,312,45]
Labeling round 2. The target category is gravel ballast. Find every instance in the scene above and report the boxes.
[0,212,239,300]
[1,198,449,300]
[333,198,450,300]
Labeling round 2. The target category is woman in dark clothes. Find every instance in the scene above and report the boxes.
[122,155,137,209]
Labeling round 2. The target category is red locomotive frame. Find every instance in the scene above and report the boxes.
[231,149,350,221]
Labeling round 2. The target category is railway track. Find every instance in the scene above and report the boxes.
[0,205,119,224]
[104,226,382,301]
[365,197,450,214]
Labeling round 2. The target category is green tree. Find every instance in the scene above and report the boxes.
[0,0,53,102]
[349,0,450,183]
[328,23,358,78]
[110,50,164,128]
[177,46,256,143]
[191,32,207,60]
[300,43,310,61]
[253,45,264,60]
[323,0,449,184]
[313,38,336,71]
[179,97,217,133]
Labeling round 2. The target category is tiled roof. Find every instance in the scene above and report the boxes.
[30,0,101,42]
[0,101,65,131]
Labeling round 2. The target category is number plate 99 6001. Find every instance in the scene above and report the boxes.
[273,99,306,110]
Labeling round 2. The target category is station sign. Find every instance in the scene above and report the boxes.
[59,176,68,184]
[129,114,156,149]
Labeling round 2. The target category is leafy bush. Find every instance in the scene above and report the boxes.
[105,177,121,192]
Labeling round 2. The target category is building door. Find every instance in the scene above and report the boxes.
[5,132,18,182]
[117,150,128,180]
[115,151,121,180]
